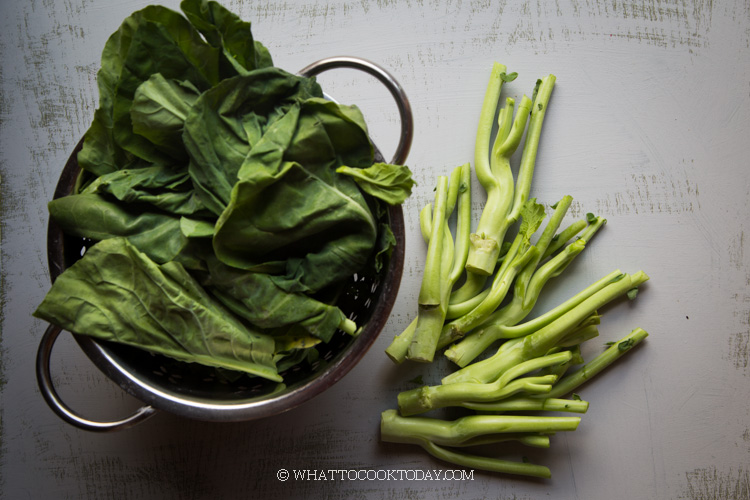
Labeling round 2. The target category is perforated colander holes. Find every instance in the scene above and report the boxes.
[152,364,170,378]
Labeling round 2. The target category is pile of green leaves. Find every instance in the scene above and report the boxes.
[381,64,649,477]
[34,0,414,383]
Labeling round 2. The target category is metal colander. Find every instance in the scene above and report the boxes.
[35,57,412,431]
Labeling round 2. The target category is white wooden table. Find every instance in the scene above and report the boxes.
[2,1,749,498]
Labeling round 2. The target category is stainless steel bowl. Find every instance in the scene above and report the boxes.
[35,57,412,431]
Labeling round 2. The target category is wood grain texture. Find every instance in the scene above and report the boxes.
[1,0,749,498]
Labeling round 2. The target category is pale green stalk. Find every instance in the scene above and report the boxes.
[556,324,600,347]
[442,214,606,363]
[382,409,580,445]
[457,433,551,448]
[419,203,432,242]
[408,227,454,362]
[384,317,417,363]
[439,238,539,347]
[543,219,588,259]
[473,63,508,190]
[521,216,605,312]
[339,317,358,336]
[463,396,589,414]
[465,94,532,276]
[445,165,462,217]
[381,409,580,478]
[489,374,558,398]
[440,240,585,357]
[398,351,572,416]
[451,68,551,300]
[489,196,576,323]
[537,345,585,379]
[396,164,471,363]
[404,176,449,361]
[444,269,623,367]
[539,327,649,399]
[441,271,650,384]
[506,75,556,224]
[417,176,449,308]
[440,200,579,349]
[386,198,443,363]
[448,163,473,285]
[465,74,554,277]
[419,441,552,478]
[446,288,491,319]
[462,329,647,414]
[450,272,488,304]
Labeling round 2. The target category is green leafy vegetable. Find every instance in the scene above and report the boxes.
[179,0,273,76]
[34,238,281,381]
[373,223,398,273]
[77,1,279,177]
[47,193,189,265]
[182,69,322,216]
[130,74,201,161]
[179,217,214,238]
[35,0,412,384]
[499,72,518,82]
[81,165,209,216]
[336,163,415,205]
[202,256,354,341]
[617,338,636,351]
[208,99,381,294]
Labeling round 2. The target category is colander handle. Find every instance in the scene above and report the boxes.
[36,324,158,432]
[298,56,413,166]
